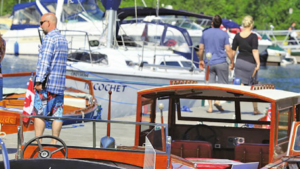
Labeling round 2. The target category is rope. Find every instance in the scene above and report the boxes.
[141,0,147,7]
[67,64,141,91]
[76,0,103,34]
[0,124,6,138]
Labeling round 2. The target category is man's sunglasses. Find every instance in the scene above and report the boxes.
[40,20,48,25]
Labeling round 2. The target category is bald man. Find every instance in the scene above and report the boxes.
[34,13,68,144]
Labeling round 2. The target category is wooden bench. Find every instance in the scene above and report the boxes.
[171,140,212,158]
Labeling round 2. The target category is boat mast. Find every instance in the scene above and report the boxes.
[55,0,64,29]
[36,0,48,14]
[101,0,121,48]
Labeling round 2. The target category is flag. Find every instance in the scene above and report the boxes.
[141,23,149,42]
[262,104,271,129]
[22,77,35,123]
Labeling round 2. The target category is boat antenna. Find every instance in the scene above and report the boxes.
[141,0,147,7]
[76,0,102,33]
[156,0,159,16]
[135,0,137,24]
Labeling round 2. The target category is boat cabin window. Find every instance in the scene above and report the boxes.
[160,61,180,67]
[176,99,270,127]
[293,125,300,151]
[0,24,9,30]
[67,52,108,64]
[177,22,203,30]
[180,61,196,68]
[272,107,291,159]
[278,108,290,141]
[12,5,41,25]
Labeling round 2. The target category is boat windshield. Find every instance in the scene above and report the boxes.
[119,22,191,52]
[42,0,104,23]
[12,4,41,25]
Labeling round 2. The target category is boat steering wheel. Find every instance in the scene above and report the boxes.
[182,124,217,145]
[21,135,68,159]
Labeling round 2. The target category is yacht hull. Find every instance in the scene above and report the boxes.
[66,68,204,119]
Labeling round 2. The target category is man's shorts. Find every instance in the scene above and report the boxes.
[33,89,64,121]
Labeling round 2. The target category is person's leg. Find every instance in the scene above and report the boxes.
[214,63,229,111]
[34,118,45,142]
[48,94,64,144]
[253,102,261,115]
[207,100,213,113]
[51,120,63,144]
[33,89,48,143]
[207,65,216,112]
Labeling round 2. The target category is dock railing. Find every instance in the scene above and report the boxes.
[256,29,300,53]
[17,114,171,168]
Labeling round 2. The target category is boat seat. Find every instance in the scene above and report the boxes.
[171,140,212,158]
[234,143,269,168]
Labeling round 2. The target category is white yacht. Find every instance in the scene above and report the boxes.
[3,0,105,55]
[66,2,205,119]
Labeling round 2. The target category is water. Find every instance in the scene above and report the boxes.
[258,65,300,92]
[2,55,37,88]
[2,55,300,93]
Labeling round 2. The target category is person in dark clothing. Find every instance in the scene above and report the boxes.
[232,15,261,115]
[288,22,297,45]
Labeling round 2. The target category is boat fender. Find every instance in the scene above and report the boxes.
[14,41,19,56]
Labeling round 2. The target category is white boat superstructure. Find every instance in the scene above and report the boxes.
[66,2,205,119]
[3,0,105,55]
[117,7,272,54]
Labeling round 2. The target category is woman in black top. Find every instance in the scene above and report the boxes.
[232,15,261,115]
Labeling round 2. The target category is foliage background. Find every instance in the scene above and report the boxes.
[2,0,299,30]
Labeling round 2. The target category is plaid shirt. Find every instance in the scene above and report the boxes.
[36,29,68,95]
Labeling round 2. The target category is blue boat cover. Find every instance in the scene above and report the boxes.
[118,7,213,21]
[222,19,240,29]
[101,0,121,10]
[11,0,96,30]
[13,0,89,11]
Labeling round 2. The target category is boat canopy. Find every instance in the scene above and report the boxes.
[117,7,213,21]
[11,0,104,30]
[119,20,199,62]
[11,1,41,30]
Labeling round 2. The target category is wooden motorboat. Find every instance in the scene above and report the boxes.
[0,72,99,135]
[5,82,300,169]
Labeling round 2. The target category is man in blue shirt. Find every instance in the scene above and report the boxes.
[34,13,68,144]
[198,15,234,113]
